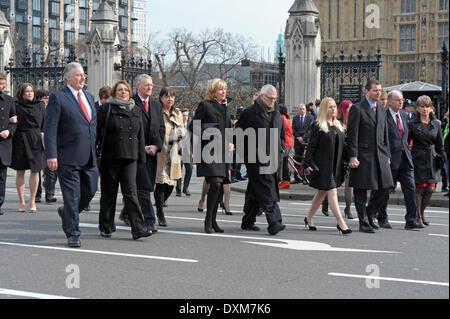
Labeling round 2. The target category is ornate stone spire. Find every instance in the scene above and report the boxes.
[91,0,118,23]
[0,10,10,27]
[289,0,319,14]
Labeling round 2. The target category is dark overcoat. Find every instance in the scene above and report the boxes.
[96,102,146,165]
[190,99,231,178]
[132,94,165,191]
[346,98,393,190]
[408,115,446,184]
[235,100,285,202]
[0,93,17,166]
[305,121,345,190]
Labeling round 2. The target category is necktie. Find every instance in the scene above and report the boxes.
[143,99,149,113]
[78,91,90,123]
[300,116,304,127]
[396,113,404,138]
[372,105,376,112]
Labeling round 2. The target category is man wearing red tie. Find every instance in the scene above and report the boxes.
[44,62,98,247]
[346,79,394,233]
[377,90,424,230]
[120,74,165,232]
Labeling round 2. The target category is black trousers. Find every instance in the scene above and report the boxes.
[242,198,283,232]
[0,164,7,208]
[354,188,389,227]
[99,159,145,234]
[176,162,193,193]
[377,152,418,224]
[154,183,174,222]
[282,156,290,181]
[36,167,58,199]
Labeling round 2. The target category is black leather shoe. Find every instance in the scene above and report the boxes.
[67,236,81,248]
[158,218,167,227]
[149,224,158,233]
[359,224,376,233]
[100,231,112,238]
[268,224,286,235]
[35,197,41,203]
[237,176,247,181]
[241,224,260,231]
[132,228,152,240]
[378,221,392,229]
[83,205,90,212]
[119,214,131,227]
[183,190,191,196]
[45,196,57,203]
[0,209,4,216]
[163,201,168,208]
[176,191,182,197]
[369,218,379,229]
[405,221,425,230]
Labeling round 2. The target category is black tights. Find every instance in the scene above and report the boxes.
[154,183,174,223]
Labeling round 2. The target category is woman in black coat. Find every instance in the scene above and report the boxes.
[190,78,231,233]
[304,97,351,235]
[408,95,446,226]
[11,83,45,213]
[96,81,151,240]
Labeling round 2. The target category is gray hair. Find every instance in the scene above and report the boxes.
[387,90,402,100]
[136,74,152,85]
[260,84,276,96]
[298,103,306,109]
[64,62,84,80]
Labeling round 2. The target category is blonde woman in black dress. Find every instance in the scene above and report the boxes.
[304,97,352,235]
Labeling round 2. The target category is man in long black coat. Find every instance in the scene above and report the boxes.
[236,84,286,235]
[0,74,17,215]
[346,79,394,233]
[120,75,165,232]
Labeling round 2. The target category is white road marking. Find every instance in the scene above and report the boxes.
[78,223,400,254]
[328,272,449,287]
[0,288,76,299]
[0,241,198,263]
[428,234,449,238]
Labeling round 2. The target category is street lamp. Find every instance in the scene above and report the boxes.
[277,43,285,105]
[441,43,449,115]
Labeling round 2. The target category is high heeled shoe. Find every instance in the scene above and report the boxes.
[337,224,352,235]
[221,207,233,215]
[197,200,205,212]
[304,217,317,231]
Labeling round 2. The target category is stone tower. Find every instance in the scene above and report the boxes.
[0,10,13,92]
[284,0,321,113]
[86,0,123,97]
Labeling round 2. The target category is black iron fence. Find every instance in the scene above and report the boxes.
[114,55,152,89]
[4,48,87,94]
[317,49,382,103]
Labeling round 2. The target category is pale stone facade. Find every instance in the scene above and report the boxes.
[314,0,449,87]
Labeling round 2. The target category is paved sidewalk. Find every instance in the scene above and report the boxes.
[231,179,449,208]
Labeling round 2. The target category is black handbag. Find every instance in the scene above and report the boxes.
[96,104,111,169]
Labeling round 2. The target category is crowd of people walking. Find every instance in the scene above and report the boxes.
[0,69,448,247]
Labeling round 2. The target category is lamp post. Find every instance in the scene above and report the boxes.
[441,43,449,114]
[277,44,285,105]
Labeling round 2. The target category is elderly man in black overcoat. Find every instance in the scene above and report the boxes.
[236,84,286,235]
[346,79,394,233]
[120,74,165,232]
[0,74,18,215]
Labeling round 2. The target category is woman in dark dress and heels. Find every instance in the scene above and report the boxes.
[190,78,231,233]
[408,95,446,226]
[11,83,45,213]
[304,97,352,235]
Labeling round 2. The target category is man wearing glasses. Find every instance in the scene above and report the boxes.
[236,84,286,235]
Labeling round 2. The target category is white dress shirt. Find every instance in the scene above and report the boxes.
[67,84,92,119]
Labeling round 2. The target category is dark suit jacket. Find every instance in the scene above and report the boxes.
[386,109,413,172]
[292,113,314,153]
[346,98,393,190]
[236,100,285,202]
[44,86,97,167]
[133,94,165,191]
[0,93,17,166]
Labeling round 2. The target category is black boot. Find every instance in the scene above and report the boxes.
[204,210,213,233]
[154,185,167,227]
[204,182,221,233]
[212,209,224,233]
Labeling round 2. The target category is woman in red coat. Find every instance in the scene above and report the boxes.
[279,105,294,189]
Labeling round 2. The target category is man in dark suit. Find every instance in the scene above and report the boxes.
[176,108,193,196]
[120,74,165,232]
[346,79,394,233]
[236,84,286,236]
[292,103,314,183]
[376,90,424,230]
[44,62,98,247]
[94,86,111,112]
[0,73,18,216]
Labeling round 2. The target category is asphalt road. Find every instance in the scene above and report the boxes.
[0,169,448,301]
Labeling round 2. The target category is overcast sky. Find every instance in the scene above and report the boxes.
[149,0,294,62]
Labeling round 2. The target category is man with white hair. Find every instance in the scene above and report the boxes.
[377,90,424,230]
[292,103,314,183]
[236,84,286,235]
[44,62,99,247]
